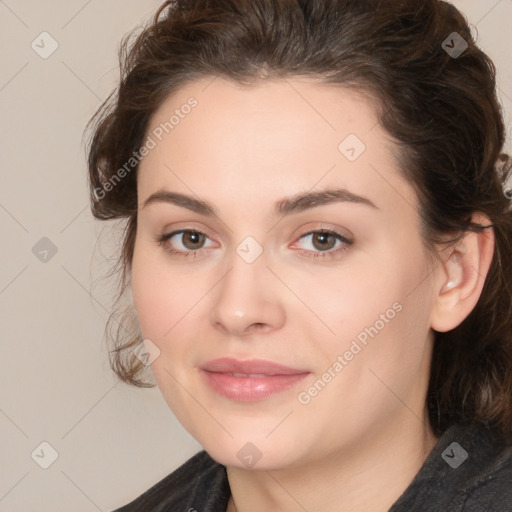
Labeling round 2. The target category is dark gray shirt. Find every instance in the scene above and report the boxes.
[113,421,512,511]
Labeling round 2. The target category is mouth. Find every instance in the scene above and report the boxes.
[199,358,310,402]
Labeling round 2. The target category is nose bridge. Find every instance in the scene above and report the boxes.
[209,239,285,336]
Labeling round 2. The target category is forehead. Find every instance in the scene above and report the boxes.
[137,76,415,216]
[145,75,381,150]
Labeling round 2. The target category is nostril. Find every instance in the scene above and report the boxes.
[250,322,268,332]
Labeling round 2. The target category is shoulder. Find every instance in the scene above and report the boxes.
[111,450,230,512]
[390,421,512,512]
[461,435,512,512]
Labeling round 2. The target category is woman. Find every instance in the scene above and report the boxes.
[85,0,512,510]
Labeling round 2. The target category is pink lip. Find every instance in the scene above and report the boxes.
[200,358,310,401]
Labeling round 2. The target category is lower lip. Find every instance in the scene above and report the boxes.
[200,370,310,401]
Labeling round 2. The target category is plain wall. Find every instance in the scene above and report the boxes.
[0,1,511,510]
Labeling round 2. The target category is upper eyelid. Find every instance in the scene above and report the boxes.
[299,228,350,239]
[163,229,214,244]
[291,229,352,249]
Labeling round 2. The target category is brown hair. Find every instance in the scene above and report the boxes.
[85,0,512,443]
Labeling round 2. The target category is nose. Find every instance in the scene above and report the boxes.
[209,249,286,338]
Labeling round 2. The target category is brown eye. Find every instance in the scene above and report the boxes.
[311,232,338,251]
[157,229,214,256]
[293,229,353,259]
[181,230,206,250]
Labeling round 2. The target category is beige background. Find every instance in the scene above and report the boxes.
[0,1,511,510]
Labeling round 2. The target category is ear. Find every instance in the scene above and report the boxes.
[429,213,495,332]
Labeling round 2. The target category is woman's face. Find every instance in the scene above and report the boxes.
[131,76,439,469]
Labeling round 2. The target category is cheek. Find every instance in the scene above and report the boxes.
[131,242,184,340]
[299,262,433,435]
[130,245,199,421]
[314,242,432,366]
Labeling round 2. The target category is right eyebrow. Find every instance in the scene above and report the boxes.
[142,190,216,216]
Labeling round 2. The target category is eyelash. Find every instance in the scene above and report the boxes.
[155,228,353,260]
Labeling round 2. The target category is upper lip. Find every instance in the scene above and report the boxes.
[200,358,309,376]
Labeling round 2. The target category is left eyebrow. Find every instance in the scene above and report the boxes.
[275,187,379,216]
[141,187,379,217]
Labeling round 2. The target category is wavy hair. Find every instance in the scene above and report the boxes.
[85,0,512,443]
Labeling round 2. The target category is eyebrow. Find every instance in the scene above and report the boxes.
[142,187,378,217]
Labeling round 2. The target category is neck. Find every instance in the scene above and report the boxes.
[226,413,439,512]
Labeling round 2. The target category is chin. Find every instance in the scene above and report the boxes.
[196,428,308,472]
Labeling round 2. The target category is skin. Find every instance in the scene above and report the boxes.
[131,76,494,512]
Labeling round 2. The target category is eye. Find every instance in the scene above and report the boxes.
[292,228,353,259]
[155,227,353,260]
[156,229,215,256]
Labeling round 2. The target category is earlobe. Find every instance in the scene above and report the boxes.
[430,213,495,333]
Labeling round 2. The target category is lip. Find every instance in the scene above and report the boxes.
[200,358,310,402]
